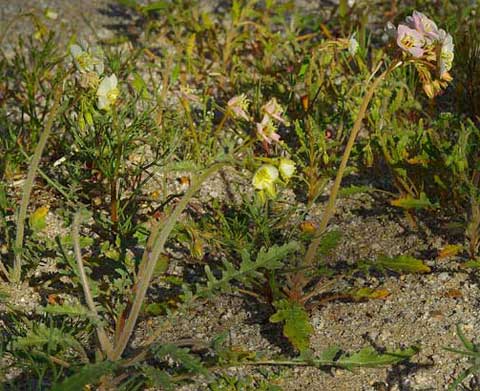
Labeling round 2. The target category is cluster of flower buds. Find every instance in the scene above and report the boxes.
[252,158,296,200]
[70,41,119,110]
[391,11,454,98]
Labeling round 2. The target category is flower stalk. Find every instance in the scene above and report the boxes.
[303,59,402,267]
[13,82,64,283]
[111,162,226,360]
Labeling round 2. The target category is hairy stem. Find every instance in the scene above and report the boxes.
[72,211,114,359]
[13,83,63,283]
[303,60,401,267]
[111,162,225,360]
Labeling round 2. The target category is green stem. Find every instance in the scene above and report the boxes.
[111,162,226,360]
[13,83,63,283]
[72,210,114,360]
[303,60,401,267]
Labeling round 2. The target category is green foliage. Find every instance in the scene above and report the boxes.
[195,242,300,298]
[0,0,477,387]
[151,343,210,378]
[445,325,480,390]
[208,373,283,391]
[374,255,431,274]
[333,346,419,370]
[270,299,313,353]
[51,361,118,391]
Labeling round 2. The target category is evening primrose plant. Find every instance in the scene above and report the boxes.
[1,1,472,388]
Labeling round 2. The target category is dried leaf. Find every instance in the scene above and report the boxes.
[438,244,463,259]
[350,287,390,301]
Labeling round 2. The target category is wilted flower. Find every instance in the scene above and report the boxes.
[278,158,296,181]
[262,98,287,124]
[70,42,104,75]
[256,115,281,144]
[252,164,279,197]
[227,94,250,121]
[79,71,100,89]
[438,30,454,77]
[396,24,425,58]
[97,74,119,110]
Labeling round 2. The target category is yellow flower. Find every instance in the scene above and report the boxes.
[252,164,279,197]
[97,74,119,110]
[278,158,296,181]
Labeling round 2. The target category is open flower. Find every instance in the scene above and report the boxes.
[262,98,287,124]
[227,94,250,121]
[396,24,425,58]
[97,74,119,110]
[256,115,281,144]
[278,158,296,181]
[406,11,439,41]
[70,42,104,75]
[252,164,279,198]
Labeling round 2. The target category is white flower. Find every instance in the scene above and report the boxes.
[70,42,104,75]
[438,29,454,76]
[348,34,359,56]
[278,158,296,181]
[97,74,119,110]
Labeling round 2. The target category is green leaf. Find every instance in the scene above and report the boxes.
[462,259,480,269]
[197,241,299,297]
[39,303,91,318]
[338,185,372,198]
[152,344,210,378]
[317,346,341,362]
[51,361,117,391]
[29,206,49,232]
[141,1,169,13]
[390,192,438,210]
[317,231,341,257]
[142,366,174,390]
[270,299,313,353]
[335,346,419,369]
[456,324,475,352]
[376,254,431,273]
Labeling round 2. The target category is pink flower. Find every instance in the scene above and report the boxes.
[256,115,281,144]
[262,98,287,124]
[406,11,439,41]
[396,24,425,58]
[227,94,250,121]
